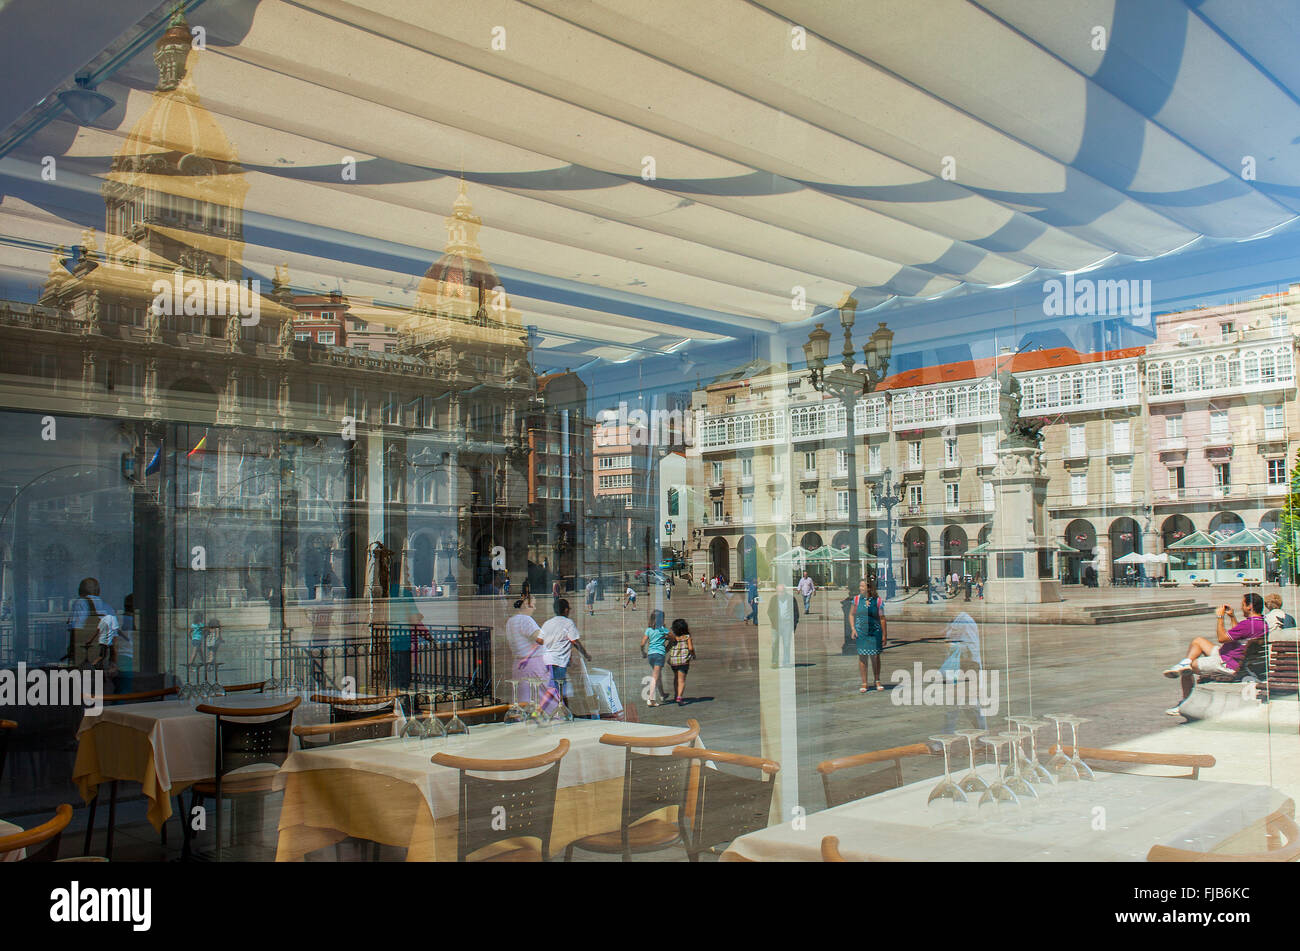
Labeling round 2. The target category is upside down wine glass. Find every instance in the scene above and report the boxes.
[444,692,470,747]
[955,729,990,796]
[503,679,527,725]
[926,735,969,819]
[1044,714,1080,782]
[1063,716,1095,781]
[978,734,1019,827]
[1019,717,1054,786]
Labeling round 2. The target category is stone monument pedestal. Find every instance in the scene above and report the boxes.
[982,446,1061,605]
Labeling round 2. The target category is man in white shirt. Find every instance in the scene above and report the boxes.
[797,571,815,615]
[536,598,591,706]
[585,577,598,616]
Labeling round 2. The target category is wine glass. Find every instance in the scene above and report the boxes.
[1019,717,1054,785]
[977,735,1019,828]
[444,692,470,746]
[926,735,969,817]
[955,728,989,795]
[503,679,527,725]
[998,731,1038,801]
[523,676,545,733]
[1063,716,1095,781]
[1044,714,1079,782]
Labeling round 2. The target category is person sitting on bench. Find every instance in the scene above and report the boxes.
[1162,593,1267,716]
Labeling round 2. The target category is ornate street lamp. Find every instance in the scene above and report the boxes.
[870,468,903,600]
[805,293,894,651]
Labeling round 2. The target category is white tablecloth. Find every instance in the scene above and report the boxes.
[0,819,26,861]
[273,718,695,820]
[724,771,1289,862]
[76,692,329,795]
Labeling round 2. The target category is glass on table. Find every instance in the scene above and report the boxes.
[1019,717,1055,786]
[444,692,470,746]
[977,734,1019,829]
[1044,714,1080,782]
[503,679,527,725]
[926,734,969,820]
[1062,716,1095,781]
[997,731,1038,801]
[954,729,989,796]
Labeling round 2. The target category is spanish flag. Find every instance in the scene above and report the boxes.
[187,432,208,457]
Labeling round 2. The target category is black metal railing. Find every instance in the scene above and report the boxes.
[285,624,493,704]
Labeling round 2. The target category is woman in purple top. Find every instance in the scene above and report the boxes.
[1162,592,1268,715]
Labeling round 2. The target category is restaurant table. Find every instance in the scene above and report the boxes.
[274,718,701,861]
[72,692,329,831]
[0,819,26,861]
[722,771,1290,862]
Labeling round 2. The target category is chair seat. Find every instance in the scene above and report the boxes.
[477,845,544,862]
[191,771,278,797]
[569,818,682,854]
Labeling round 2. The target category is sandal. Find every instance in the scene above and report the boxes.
[875,681,883,692]
[859,686,868,694]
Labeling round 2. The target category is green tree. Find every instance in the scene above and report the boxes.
[1276,449,1300,583]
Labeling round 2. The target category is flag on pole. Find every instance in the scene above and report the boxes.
[187,432,208,458]
[144,445,162,475]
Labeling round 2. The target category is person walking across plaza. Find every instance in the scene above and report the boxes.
[666,618,696,705]
[798,570,815,615]
[640,609,672,706]
[767,581,800,668]
[584,576,598,616]
[746,577,759,626]
[853,578,887,692]
[624,584,637,609]
[537,598,590,713]
[709,575,718,598]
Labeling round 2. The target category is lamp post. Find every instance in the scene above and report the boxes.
[804,294,894,652]
[870,468,903,601]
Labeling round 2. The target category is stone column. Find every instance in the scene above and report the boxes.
[982,447,1062,604]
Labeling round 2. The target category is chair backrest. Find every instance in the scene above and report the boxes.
[817,743,933,808]
[821,835,845,862]
[0,719,14,784]
[223,681,267,694]
[600,720,700,832]
[1059,746,1214,780]
[0,804,72,862]
[673,747,779,857]
[103,686,178,705]
[428,703,512,725]
[196,696,302,778]
[431,739,570,862]
[1148,799,1299,862]
[314,694,398,724]
[293,713,397,749]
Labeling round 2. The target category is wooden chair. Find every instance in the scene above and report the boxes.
[430,703,511,724]
[1148,799,1300,862]
[0,804,73,862]
[672,747,780,861]
[821,835,845,862]
[0,719,14,785]
[564,719,701,862]
[1058,746,1214,779]
[312,693,399,723]
[817,743,934,808]
[431,739,570,862]
[187,696,302,861]
[222,681,267,693]
[293,713,398,749]
[84,686,180,858]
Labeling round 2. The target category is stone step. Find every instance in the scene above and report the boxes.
[892,598,1214,625]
